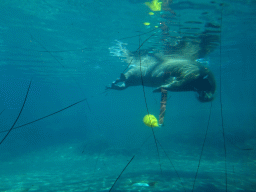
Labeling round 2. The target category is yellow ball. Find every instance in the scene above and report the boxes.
[143,114,159,127]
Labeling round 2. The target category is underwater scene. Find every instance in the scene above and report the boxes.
[0,0,255,191]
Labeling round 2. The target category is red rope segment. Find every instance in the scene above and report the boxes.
[159,88,167,126]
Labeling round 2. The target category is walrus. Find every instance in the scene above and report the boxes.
[106,38,216,102]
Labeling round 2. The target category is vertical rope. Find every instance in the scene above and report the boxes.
[159,88,167,126]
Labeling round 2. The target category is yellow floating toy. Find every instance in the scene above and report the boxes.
[144,22,150,26]
[143,114,159,127]
[145,0,162,11]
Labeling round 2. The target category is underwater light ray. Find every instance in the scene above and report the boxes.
[192,101,212,192]
[87,141,104,192]
[156,138,186,192]
[3,46,88,53]
[28,33,91,112]
[0,80,32,145]
[218,6,228,192]
[38,47,88,53]
[0,98,87,134]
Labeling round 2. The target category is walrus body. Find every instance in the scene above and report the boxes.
[106,52,216,102]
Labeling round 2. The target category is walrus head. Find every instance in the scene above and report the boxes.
[193,66,216,102]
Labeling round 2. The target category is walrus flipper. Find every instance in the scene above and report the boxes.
[153,77,186,93]
[153,76,176,93]
[153,84,172,93]
[105,73,127,90]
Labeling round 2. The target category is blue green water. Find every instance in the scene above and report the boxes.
[0,0,255,191]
